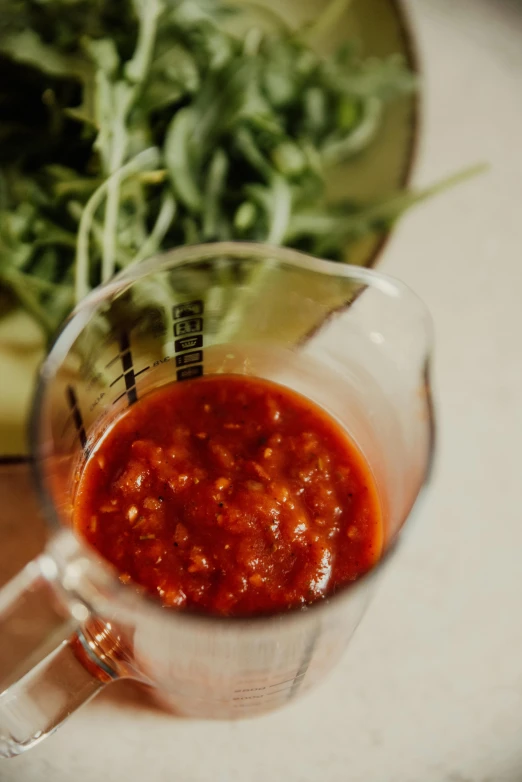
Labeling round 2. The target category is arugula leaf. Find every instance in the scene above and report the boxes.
[164,107,203,213]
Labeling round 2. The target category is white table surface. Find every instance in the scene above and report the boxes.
[4,1,522,780]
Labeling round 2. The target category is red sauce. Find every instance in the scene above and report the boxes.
[74,375,382,617]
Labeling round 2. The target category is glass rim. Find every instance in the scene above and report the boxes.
[29,241,435,629]
[40,242,434,377]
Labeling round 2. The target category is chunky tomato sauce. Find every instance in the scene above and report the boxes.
[74,375,382,617]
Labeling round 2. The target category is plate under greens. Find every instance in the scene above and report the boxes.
[0,0,417,457]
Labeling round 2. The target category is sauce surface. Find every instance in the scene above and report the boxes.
[74,375,382,617]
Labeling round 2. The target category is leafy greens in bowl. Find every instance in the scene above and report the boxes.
[0,0,437,342]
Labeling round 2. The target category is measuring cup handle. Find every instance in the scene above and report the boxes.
[0,552,114,757]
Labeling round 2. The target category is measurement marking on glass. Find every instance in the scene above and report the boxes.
[289,630,319,698]
[177,365,203,381]
[112,392,125,406]
[232,680,302,700]
[66,385,87,451]
[233,686,267,694]
[109,365,150,388]
[118,332,137,405]
[105,350,129,371]
[269,673,306,688]
[172,300,204,382]
[174,318,203,337]
[175,350,203,368]
[263,687,296,698]
[110,364,150,406]
[174,335,203,352]
[173,300,204,319]
[109,371,128,388]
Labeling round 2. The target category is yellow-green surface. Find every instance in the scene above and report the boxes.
[0,0,417,456]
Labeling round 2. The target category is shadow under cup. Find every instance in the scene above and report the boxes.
[1,243,434,754]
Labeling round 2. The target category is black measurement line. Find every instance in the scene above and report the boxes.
[119,332,137,405]
[105,352,124,370]
[66,385,87,451]
[109,373,124,388]
[110,367,149,404]
[110,365,149,393]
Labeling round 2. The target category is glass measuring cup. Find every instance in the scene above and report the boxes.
[0,242,434,757]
